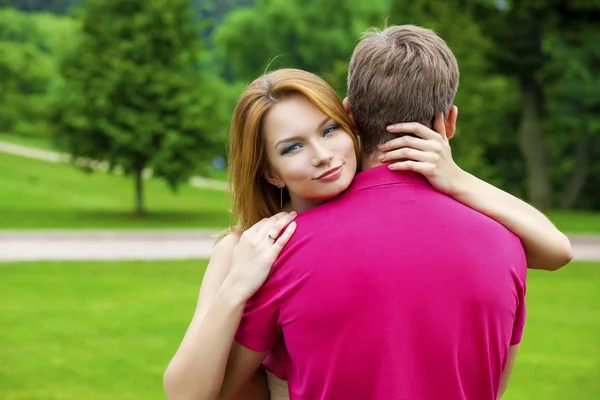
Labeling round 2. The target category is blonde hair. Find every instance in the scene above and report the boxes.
[347,25,459,154]
[227,68,359,234]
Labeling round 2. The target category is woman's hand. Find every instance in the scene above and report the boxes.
[379,114,465,196]
[225,212,297,301]
[381,116,572,271]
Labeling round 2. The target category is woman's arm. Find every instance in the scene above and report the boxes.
[163,234,268,400]
[382,120,573,271]
[163,213,297,400]
[446,170,572,271]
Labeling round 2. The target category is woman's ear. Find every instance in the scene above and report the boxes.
[264,169,284,188]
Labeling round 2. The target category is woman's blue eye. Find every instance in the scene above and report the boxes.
[323,124,339,136]
[281,143,301,155]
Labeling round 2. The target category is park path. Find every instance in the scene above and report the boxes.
[0,231,598,262]
[0,140,229,191]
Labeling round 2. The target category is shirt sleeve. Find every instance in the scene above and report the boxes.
[510,256,527,345]
[234,269,282,352]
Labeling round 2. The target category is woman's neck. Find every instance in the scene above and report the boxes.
[289,196,326,214]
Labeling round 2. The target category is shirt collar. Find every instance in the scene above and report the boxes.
[345,164,431,194]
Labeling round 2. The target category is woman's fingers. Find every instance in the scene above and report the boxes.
[388,161,435,174]
[272,212,297,235]
[256,214,280,237]
[257,212,297,241]
[379,135,442,154]
[248,217,269,233]
[272,221,297,255]
[380,147,439,164]
[385,122,439,140]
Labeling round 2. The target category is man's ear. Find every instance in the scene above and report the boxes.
[343,97,357,131]
[444,105,458,140]
[264,169,284,188]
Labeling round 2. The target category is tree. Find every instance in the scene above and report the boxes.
[0,0,81,14]
[542,3,600,209]
[387,0,523,193]
[474,0,600,209]
[213,0,387,95]
[0,8,77,137]
[49,0,218,214]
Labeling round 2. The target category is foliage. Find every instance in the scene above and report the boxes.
[48,0,224,213]
[0,0,80,14]
[2,0,599,210]
[388,0,524,194]
[474,0,600,208]
[214,0,388,94]
[0,8,77,137]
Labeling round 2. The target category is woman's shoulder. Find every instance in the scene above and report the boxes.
[213,230,241,256]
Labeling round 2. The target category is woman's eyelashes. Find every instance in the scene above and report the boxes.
[281,143,301,155]
[280,124,340,155]
[322,124,340,137]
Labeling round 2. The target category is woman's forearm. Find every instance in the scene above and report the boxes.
[451,170,573,271]
[164,281,247,400]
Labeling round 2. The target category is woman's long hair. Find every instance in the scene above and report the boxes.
[227,68,359,234]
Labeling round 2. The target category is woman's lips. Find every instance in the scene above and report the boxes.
[316,165,343,181]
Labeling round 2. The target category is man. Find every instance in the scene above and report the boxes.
[226,25,527,399]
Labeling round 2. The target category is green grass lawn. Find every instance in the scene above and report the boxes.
[0,260,598,399]
[545,210,600,235]
[0,133,229,182]
[2,137,600,233]
[0,152,231,229]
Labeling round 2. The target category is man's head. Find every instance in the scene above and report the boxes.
[346,25,459,156]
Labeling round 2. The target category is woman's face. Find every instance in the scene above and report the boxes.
[263,93,357,213]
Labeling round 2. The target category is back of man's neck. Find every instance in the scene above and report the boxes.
[361,151,386,171]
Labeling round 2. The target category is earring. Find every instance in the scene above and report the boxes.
[279,186,283,209]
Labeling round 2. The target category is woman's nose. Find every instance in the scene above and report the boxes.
[311,144,333,167]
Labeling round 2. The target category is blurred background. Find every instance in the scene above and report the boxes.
[0,0,598,399]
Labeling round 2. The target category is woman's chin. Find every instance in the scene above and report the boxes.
[309,186,348,202]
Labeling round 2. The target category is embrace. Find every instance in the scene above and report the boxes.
[164,25,572,400]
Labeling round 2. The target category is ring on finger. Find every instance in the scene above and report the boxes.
[266,232,276,240]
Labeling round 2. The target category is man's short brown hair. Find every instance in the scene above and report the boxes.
[347,25,459,155]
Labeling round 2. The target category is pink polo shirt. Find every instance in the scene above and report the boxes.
[236,165,527,400]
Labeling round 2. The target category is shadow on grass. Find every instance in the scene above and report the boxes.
[0,209,231,230]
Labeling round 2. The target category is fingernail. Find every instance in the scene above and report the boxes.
[379,154,385,161]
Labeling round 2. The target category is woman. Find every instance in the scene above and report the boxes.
[163,69,572,400]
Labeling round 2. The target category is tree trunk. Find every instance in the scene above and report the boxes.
[518,81,551,209]
[561,135,594,209]
[134,169,144,215]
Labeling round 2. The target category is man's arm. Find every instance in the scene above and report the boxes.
[499,345,520,398]
[218,343,270,400]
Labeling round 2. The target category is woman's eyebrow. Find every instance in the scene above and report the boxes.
[275,135,304,148]
[317,116,333,130]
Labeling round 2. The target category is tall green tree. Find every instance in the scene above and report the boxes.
[542,4,600,209]
[475,0,600,209]
[0,0,80,14]
[0,8,77,137]
[49,0,218,214]
[213,0,387,94]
